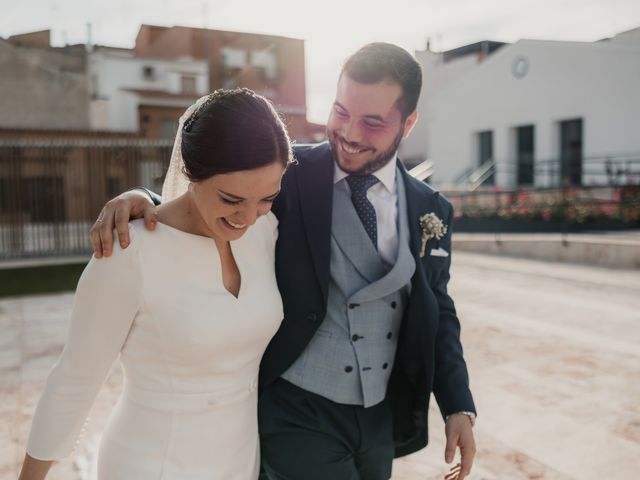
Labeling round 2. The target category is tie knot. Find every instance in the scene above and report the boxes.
[346,175,379,195]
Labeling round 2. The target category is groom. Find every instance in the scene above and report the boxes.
[90,43,476,480]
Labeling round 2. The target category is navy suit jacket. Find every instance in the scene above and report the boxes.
[260,142,476,457]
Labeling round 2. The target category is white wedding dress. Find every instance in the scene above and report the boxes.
[26,215,283,479]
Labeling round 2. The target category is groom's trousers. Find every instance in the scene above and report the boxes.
[258,378,394,480]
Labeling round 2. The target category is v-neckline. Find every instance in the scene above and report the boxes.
[158,222,244,300]
[216,239,242,299]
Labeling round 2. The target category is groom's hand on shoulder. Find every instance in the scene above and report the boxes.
[90,190,157,258]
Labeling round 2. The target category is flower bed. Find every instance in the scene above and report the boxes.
[449,186,640,232]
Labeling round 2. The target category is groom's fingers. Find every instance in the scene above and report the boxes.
[457,430,476,479]
[90,206,116,258]
[444,430,459,464]
[444,463,461,480]
[142,204,158,232]
[114,202,132,249]
[90,208,107,258]
[97,203,117,257]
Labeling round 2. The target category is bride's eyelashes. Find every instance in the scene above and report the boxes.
[219,196,275,206]
[220,196,242,205]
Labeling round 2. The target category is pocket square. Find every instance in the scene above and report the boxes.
[430,248,449,257]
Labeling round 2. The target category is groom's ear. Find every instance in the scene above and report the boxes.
[402,111,419,139]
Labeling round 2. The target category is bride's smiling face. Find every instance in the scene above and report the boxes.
[189,161,284,241]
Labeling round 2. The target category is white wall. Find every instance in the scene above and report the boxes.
[413,37,640,188]
[400,49,479,166]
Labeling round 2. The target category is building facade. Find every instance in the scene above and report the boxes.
[133,24,324,142]
[1,26,324,142]
[88,47,209,138]
[401,28,640,189]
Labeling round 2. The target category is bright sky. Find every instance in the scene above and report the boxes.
[3,0,640,123]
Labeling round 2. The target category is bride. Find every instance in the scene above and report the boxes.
[19,89,294,480]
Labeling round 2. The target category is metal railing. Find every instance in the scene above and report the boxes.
[0,139,173,260]
[408,160,434,182]
[2,141,639,260]
[449,154,640,190]
[467,160,495,191]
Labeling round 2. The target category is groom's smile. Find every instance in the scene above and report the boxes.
[336,136,373,155]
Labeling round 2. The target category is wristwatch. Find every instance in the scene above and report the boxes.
[446,411,476,427]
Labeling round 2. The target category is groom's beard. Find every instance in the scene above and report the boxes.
[328,126,404,176]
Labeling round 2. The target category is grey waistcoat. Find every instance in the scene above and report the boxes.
[281,169,416,407]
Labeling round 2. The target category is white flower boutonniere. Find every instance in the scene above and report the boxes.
[419,213,448,258]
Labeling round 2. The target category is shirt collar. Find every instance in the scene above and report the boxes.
[333,153,398,193]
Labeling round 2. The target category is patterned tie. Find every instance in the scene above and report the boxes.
[346,174,380,249]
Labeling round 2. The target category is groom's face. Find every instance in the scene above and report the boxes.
[327,74,417,175]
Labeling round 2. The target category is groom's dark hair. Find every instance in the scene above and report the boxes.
[342,43,422,120]
[181,88,294,181]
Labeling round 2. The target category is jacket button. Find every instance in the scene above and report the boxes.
[348,303,359,309]
[387,332,392,339]
[391,301,397,309]
[351,334,359,342]
[306,313,317,323]
[344,366,353,373]
[382,363,389,369]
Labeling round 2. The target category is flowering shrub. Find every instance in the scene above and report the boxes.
[452,186,640,225]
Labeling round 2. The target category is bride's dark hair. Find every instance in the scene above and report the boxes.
[181,88,295,181]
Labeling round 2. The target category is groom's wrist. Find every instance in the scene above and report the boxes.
[446,411,476,427]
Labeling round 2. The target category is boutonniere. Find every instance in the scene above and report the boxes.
[419,213,448,257]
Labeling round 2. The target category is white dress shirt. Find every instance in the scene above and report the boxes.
[334,156,399,266]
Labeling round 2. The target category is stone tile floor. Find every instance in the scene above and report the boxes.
[2,252,639,479]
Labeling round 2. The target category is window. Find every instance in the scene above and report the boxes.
[559,119,583,186]
[251,49,277,80]
[160,119,178,139]
[477,130,494,186]
[516,125,535,186]
[142,65,155,80]
[221,47,247,69]
[181,75,197,94]
[221,47,247,89]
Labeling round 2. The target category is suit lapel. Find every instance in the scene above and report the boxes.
[398,161,440,261]
[397,160,445,292]
[297,143,335,303]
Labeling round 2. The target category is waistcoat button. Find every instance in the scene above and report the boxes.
[391,301,397,309]
[344,366,353,373]
[382,363,389,369]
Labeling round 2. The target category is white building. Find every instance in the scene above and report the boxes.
[88,47,209,136]
[401,27,640,189]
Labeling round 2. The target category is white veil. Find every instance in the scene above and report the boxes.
[161,94,212,202]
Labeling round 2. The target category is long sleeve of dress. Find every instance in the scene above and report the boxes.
[26,224,142,460]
